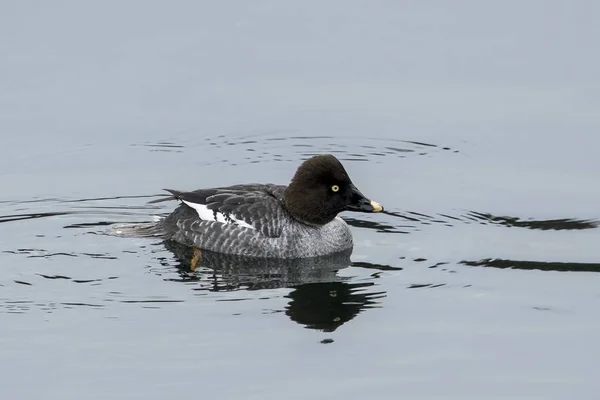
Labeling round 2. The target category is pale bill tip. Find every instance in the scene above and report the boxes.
[370,200,383,213]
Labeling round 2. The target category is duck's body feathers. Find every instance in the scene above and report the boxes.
[164,184,289,238]
[157,183,353,258]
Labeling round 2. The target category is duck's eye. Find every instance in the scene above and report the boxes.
[331,185,340,192]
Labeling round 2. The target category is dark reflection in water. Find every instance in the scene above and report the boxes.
[350,261,403,271]
[465,211,599,231]
[462,258,600,273]
[162,241,386,330]
[163,241,351,289]
[286,281,384,332]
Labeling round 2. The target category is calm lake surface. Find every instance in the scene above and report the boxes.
[2,1,600,399]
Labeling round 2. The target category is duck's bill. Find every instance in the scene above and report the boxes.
[368,200,384,212]
[345,186,384,213]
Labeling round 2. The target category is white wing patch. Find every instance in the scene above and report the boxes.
[182,200,255,230]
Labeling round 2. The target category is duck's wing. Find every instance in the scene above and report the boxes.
[164,184,290,238]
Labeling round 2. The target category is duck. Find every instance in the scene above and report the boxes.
[154,154,383,258]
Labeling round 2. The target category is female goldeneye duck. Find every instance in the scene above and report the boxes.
[156,154,383,259]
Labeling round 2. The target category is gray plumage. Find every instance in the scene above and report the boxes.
[159,184,353,258]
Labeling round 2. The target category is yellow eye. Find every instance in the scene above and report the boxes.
[331,185,340,192]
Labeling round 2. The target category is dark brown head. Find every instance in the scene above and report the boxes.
[284,154,383,225]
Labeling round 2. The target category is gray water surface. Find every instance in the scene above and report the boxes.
[2,1,600,399]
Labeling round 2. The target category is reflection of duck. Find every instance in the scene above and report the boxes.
[286,281,385,332]
[163,240,352,290]
[162,240,386,331]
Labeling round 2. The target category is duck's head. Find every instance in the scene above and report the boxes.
[284,154,383,225]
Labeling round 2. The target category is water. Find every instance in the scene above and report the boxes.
[2,1,600,399]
